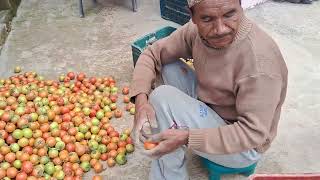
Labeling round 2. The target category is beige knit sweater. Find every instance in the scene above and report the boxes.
[130,16,288,154]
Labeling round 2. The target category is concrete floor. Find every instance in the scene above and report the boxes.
[0,0,319,179]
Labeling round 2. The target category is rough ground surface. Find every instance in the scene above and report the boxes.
[0,0,319,179]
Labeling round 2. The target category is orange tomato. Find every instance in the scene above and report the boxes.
[144,141,158,150]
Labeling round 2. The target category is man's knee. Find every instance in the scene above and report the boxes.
[149,85,179,108]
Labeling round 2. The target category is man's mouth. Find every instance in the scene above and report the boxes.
[211,34,230,41]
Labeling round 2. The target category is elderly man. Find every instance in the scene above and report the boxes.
[130,0,288,179]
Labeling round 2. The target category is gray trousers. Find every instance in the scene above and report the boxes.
[148,61,261,180]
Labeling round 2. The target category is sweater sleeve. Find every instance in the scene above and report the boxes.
[188,74,283,154]
[129,22,195,100]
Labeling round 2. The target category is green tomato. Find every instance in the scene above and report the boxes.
[55,141,65,150]
[104,87,111,93]
[12,129,24,139]
[90,126,100,135]
[1,162,10,170]
[76,132,84,140]
[0,100,7,109]
[0,109,4,117]
[98,144,107,153]
[38,76,45,81]
[79,124,89,134]
[80,161,91,172]
[96,110,104,120]
[18,96,27,104]
[18,137,29,147]
[74,107,81,113]
[48,148,59,158]
[34,96,42,102]
[110,87,118,94]
[0,138,5,146]
[11,114,20,124]
[13,160,22,169]
[115,153,127,165]
[14,66,22,73]
[110,103,117,110]
[95,135,102,143]
[89,140,99,150]
[44,173,51,180]
[120,133,128,141]
[91,118,100,126]
[20,85,30,95]
[50,122,59,130]
[82,107,90,116]
[103,105,111,112]
[30,112,38,121]
[126,144,135,153]
[10,87,20,96]
[59,75,65,82]
[42,98,49,106]
[38,107,47,115]
[55,137,62,142]
[55,165,62,171]
[10,143,20,152]
[90,150,101,160]
[29,83,38,90]
[54,170,65,180]
[23,128,33,138]
[45,162,55,175]
[57,89,64,96]
[84,132,91,140]
[130,107,136,115]
[40,156,50,164]
[15,106,25,115]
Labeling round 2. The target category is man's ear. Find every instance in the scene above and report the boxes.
[188,7,195,24]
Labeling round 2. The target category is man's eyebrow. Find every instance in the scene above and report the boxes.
[225,9,236,14]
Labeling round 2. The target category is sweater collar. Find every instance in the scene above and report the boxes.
[200,15,253,50]
[233,15,253,43]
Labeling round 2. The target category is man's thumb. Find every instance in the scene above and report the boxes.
[148,133,163,143]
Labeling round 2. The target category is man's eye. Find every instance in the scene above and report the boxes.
[201,16,211,22]
[224,11,236,18]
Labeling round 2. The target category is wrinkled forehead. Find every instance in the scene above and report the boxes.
[188,0,241,8]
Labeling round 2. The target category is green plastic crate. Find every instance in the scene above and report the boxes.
[131,26,177,66]
[160,0,191,25]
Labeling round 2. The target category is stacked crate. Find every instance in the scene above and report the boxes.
[160,0,190,26]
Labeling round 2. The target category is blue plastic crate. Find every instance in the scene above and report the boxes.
[160,0,191,25]
[131,26,177,66]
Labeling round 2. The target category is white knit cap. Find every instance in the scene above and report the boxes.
[187,0,204,7]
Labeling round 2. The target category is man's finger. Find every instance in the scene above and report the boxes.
[148,133,164,143]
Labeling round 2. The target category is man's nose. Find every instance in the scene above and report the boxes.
[214,19,229,36]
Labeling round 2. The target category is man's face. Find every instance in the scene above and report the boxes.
[191,0,243,49]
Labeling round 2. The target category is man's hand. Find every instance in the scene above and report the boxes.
[131,93,157,145]
[143,129,189,159]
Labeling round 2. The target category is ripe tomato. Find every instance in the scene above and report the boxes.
[144,141,159,150]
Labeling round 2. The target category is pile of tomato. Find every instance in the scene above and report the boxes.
[0,67,136,180]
